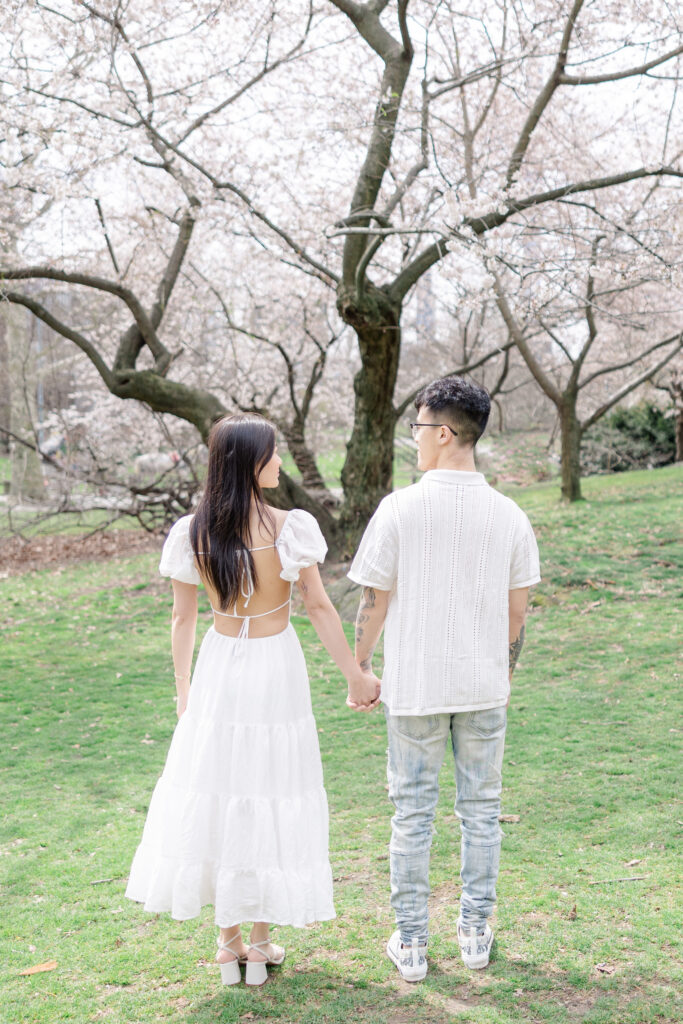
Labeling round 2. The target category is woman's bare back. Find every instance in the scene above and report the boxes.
[198,505,293,638]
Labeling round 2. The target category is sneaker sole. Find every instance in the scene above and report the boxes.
[386,942,428,982]
[462,952,490,969]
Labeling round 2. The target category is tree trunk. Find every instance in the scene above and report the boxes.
[670,375,683,462]
[5,305,44,501]
[559,394,583,502]
[280,420,333,500]
[337,286,401,548]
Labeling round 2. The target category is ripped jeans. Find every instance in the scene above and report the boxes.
[385,705,507,944]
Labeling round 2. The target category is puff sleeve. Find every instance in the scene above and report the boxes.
[509,509,541,589]
[159,515,201,585]
[347,495,398,590]
[276,509,328,582]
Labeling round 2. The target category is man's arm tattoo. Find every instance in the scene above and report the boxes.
[355,588,378,663]
[509,624,525,676]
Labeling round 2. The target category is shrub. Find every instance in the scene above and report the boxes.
[581,401,675,475]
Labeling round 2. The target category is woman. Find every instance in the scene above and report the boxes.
[126,415,380,986]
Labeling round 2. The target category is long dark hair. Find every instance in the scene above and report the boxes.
[190,414,276,611]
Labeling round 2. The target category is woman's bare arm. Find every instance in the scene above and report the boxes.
[171,579,198,718]
[297,565,381,708]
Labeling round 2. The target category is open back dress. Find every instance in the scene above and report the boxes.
[125,509,336,928]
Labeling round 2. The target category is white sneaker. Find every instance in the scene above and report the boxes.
[457,920,494,969]
[386,930,428,982]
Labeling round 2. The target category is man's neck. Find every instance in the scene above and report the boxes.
[430,449,477,472]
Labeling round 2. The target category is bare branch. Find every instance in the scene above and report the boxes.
[560,44,683,85]
[394,338,515,418]
[175,8,315,145]
[94,199,120,275]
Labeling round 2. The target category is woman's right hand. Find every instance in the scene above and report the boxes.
[346,668,381,711]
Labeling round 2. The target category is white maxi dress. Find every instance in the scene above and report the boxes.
[125,509,336,928]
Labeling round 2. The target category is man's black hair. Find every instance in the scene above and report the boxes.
[414,376,490,447]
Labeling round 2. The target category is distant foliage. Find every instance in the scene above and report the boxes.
[582,402,675,474]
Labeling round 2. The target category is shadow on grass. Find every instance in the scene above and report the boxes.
[181,956,677,1024]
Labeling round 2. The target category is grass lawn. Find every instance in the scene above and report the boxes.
[1,465,681,1024]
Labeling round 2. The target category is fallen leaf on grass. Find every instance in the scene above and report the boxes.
[19,960,57,976]
[595,963,616,974]
[499,814,520,823]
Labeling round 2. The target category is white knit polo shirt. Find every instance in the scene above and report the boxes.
[348,470,541,715]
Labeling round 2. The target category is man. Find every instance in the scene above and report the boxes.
[348,376,540,982]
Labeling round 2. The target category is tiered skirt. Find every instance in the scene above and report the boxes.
[125,624,335,927]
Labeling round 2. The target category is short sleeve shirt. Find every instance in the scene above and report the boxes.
[348,470,541,714]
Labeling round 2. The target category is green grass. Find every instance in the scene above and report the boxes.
[1,465,682,1023]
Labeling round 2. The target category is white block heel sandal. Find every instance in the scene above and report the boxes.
[245,939,286,987]
[216,938,245,986]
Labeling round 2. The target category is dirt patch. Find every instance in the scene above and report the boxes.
[0,529,160,576]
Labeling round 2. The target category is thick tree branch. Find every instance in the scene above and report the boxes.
[506,0,585,186]
[560,44,683,85]
[391,165,683,300]
[329,0,413,290]
[582,335,683,431]
[1,290,114,388]
[580,331,683,389]
[492,273,563,406]
[381,77,429,221]
[114,208,196,373]
[571,234,605,386]
[1,266,168,364]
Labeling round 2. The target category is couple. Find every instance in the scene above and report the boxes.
[126,376,540,986]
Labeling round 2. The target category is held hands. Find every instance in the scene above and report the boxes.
[346,666,381,713]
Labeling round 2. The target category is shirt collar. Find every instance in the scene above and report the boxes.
[422,469,487,486]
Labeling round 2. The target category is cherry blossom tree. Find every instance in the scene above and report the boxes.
[2,0,682,541]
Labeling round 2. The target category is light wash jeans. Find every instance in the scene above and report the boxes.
[385,705,507,944]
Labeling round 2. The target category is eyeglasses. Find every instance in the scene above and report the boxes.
[409,422,458,439]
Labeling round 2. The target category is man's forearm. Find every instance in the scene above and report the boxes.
[508,623,525,679]
[355,586,389,670]
[508,586,529,682]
